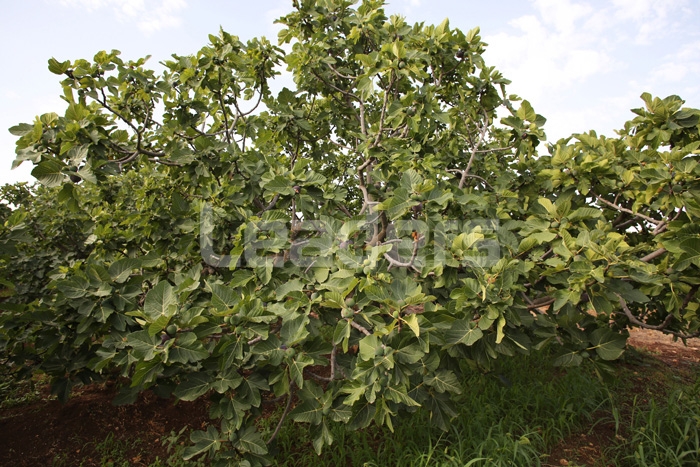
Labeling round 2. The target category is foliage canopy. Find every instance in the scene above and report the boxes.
[2,0,700,464]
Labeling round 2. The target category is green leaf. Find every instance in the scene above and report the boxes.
[281,314,310,346]
[359,334,380,361]
[495,315,506,344]
[553,350,583,367]
[589,328,627,361]
[132,360,163,387]
[516,100,537,122]
[444,320,483,348]
[207,281,238,312]
[183,425,221,460]
[402,313,420,337]
[108,258,141,283]
[48,57,70,75]
[276,279,304,301]
[423,370,462,394]
[234,426,268,455]
[263,175,295,195]
[566,207,601,222]
[173,373,213,401]
[168,332,209,364]
[675,238,700,270]
[126,331,159,361]
[56,277,89,299]
[31,160,66,187]
[144,281,178,320]
[385,385,421,407]
[290,401,323,424]
[230,270,256,288]
[289,353,314,388]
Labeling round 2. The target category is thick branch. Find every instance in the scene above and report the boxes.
[616,293,700,339]
[640,248,667,263]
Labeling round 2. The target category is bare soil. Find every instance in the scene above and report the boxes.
[0,381,210,466]
[544,328,700,467]
[1,329,698,467]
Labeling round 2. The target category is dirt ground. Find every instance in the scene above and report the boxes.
[627,327,700,365]
[1,329,698,467]
[545,328,700,467]
[0,382,210,466]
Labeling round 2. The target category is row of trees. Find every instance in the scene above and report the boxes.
[2,0,700,464]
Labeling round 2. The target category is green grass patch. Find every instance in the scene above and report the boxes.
[272,350,612,466]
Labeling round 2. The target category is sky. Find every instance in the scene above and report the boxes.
[1,0,699,186]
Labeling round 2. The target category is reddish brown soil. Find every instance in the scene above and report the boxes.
[0,381,210,466]
[1,329,698,467]
[544,328,700,467]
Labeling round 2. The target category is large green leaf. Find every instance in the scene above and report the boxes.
[444,321,483,348]
[234,426,268,455]
[589,328,627,361]
[182,425,221,460]
[173,373,213,401]
[424,370,463,394]
[108,258,142,284]
[31,160,66,187]
[143,281,178,321]
[675,238,700,270]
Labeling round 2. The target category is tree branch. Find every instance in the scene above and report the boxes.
[640,248,667,263]
[349,319,371,336]
[383,235,422,270]
[616,293,700,339]
[459,114,489,189]
[267,385,294,445]
[593,193,660,226]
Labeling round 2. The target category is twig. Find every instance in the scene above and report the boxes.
[593,194,660,226]
[258,194,280,215]
[383,235,422,270]
[652,209,683,236]
[311,69,359,101]
[307,345,338,382]
[247,336,264,345]
[459,115,489,189]
[526,297,555,310]
[616,293,700,339]
[327,62,358,80]
[267,386,294,445]
[216,74,231,145]
[349,319,372,336]
[372,72,395,148]
[520,292,534,306]
[336,202,353,218]
[447,170,493,190]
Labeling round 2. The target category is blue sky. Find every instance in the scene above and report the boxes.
[2,0,699,186]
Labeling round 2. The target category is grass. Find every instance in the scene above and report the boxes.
[273,350,613,466]
[622,381,700,466]
[3,347,699,466]
[0,373,49,409]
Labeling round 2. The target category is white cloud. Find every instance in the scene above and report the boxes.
[650,41,700,89]
[59,0,187,34]
[611,0,689,44]
[482,0,696,141]
[485,2,614,102]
